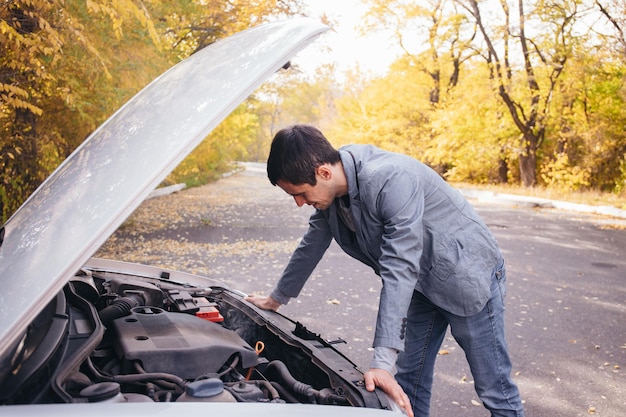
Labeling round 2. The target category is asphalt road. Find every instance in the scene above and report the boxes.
[100,162,626,416]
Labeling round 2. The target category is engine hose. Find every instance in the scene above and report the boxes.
[146,383,174,402]
[111,372,186,390]
[87,357,185,391]
[98,294,144,327]
[217,355,240,377]
[319,388,350,405]
[132,361,185,391]
[264,360,317,403]
[270,381,299,403]
[255,380,281,401]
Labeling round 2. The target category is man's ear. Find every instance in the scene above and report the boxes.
[316,164,333,180]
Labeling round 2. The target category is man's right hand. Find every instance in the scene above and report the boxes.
[364,368,414,417]
[244,294,281,311]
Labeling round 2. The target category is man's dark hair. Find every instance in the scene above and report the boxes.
[267,125,341,186]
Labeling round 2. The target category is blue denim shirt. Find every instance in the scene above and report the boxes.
[271,144,501,352]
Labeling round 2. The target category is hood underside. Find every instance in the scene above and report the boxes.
[0,18,327,359]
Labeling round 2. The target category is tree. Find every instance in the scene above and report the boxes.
[1,0,305,222]
[594,0,625,57]
[362,0,477,105]
[354,0,624,191]
[331,59,434,156]
[546,52,626,192]
[426,63,517,183]
[153,0,304,57]
[450,0,580,187]
[1,0,163,221]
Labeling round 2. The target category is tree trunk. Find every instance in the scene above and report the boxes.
[498,156,508,183]
[518,135,537,187]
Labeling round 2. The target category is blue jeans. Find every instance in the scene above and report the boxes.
[395,260,524,417]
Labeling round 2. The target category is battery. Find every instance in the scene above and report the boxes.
[196,306,224,323]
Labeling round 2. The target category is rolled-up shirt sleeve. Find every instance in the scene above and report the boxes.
[370,346,399,374]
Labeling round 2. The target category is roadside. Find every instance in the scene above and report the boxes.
[150,162,626,224]
[458,188,626,224]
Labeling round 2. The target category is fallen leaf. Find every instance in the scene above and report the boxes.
[471,399,481,406]
[327,298,341,305]
[438,349,450,355]
[588,406,596,414]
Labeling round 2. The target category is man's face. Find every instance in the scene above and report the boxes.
[277,166,336,210]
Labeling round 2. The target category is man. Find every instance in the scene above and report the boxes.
[245,124,524,417]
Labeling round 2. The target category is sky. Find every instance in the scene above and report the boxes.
[292,0,402,77]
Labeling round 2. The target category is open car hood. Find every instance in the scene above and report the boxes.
[0,18,327,359]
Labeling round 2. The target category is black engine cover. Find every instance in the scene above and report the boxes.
[112,307,258,379]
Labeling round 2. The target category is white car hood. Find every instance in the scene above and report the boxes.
[0,18,327,357]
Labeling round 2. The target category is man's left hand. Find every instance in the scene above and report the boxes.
[244,294,281,311]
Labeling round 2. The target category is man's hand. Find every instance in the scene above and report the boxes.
[364,368,414,417]
[244,294,281,311]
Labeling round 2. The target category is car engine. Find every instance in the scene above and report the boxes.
[0,264,389,410]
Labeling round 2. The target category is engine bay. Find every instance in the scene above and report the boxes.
[0,263,389,410]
